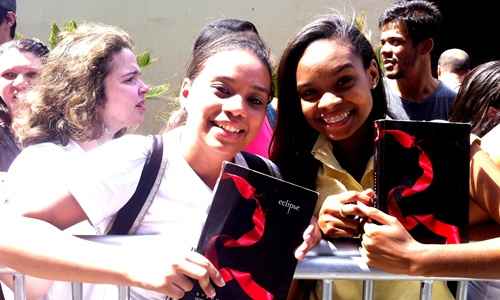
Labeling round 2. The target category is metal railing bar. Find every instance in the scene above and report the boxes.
[456,281,468,300]
[118,285,130,300]
[419,280,433,300]
[321,280,333,300]
[12,272,26,300]
[71,282,83,300]
[362,280,374,300]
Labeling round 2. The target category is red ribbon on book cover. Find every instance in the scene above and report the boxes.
[205,173,273,300]
[380,129,460,244]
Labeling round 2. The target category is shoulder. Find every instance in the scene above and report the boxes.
[436,81,457,102]
[85,134,153,162]
[10,142,64,170]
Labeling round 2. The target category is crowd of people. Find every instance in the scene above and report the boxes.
[0,0,498,299]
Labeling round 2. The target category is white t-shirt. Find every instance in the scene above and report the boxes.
[66,129,265,299]
[4,140,116,300]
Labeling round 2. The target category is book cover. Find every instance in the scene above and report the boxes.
[374,119,470,244]
[183,161,318,300]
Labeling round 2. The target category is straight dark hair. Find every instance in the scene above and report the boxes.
[449,60,500,137]
[271,14,388,190]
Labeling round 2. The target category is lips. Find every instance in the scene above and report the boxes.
[135,101,146,111]
[322,111,351,125]
[383,59,396,68]
[212,121,244,134]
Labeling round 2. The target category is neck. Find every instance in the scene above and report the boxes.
[331,122,374,182]
[391,57,439,102]
[179,129,232,189]
[77,128,117,151]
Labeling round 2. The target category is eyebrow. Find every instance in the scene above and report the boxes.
[121,69,140,78]
[297,62,355,90]
[218,76,271,95]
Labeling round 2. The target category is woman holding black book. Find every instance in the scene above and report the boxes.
[3,24,319,300]
[270,14,454,300]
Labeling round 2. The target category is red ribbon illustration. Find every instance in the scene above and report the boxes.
[380,129,460,244]
[205,173,273,300]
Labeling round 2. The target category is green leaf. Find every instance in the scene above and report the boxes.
[145,83,170,99]
[48,23,61,49]
[136,51,152,69]
[64,20,78,32]
[354,12,367,33]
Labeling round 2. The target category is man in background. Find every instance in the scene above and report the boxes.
[379,0,456,120]
[438,48,471,92]
[0,0,15,45]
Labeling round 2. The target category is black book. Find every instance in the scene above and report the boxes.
[374,119,470,244]
[183,161,318,300]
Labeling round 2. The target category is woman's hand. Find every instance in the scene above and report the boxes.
[129,250,225,299]
[357,202,425,275]
[294,216,322,260]
[318,189,374,238]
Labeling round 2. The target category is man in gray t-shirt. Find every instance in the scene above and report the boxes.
[385,78,456,120]
[379,1,456,121]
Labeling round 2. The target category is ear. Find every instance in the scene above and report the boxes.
[437,65,442,77]
[418,38,434,55]
[367,59,380,89]
[5,11,16,27]
[179,78,191,107]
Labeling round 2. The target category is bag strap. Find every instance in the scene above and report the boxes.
[240,151,281,178]
[108,135,164,235]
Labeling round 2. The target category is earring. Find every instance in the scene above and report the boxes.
[182,90,189,98]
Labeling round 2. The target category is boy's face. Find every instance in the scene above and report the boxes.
[379,21,419,80]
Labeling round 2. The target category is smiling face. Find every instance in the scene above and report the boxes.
[99,48,149,133]
[182,49,271,157]
[380,21,419,80]
[0,48,42,113]
[296,38,378,142]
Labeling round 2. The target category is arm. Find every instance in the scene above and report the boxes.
[357,203,500,279]
[469,142,500,224]
[0,214,225,298]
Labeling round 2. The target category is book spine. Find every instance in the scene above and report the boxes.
[373,120,385,212]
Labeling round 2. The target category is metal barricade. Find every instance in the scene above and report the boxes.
[1,236,498,300]
[294,239,496,300]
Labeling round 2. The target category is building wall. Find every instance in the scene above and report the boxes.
[18,0,390,134]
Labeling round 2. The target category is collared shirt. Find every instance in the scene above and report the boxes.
[311,134,373,214]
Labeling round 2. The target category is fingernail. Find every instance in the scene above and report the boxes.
[217,273,225,287]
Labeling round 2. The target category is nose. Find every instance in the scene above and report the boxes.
[223,94,246,118]
[139,79,150,95]
[318,91,342,110]
[380,43,391,58]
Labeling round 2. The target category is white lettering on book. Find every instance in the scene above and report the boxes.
[278,200,300,214]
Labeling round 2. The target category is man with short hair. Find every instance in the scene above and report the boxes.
[437,48,471,92]
[0,0,16,46]
[379,0,456,121]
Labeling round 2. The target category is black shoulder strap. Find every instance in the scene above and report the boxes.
[240,151,276,177]
[108,135,163,235]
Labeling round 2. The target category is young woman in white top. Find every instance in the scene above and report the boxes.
[5,29,319,299]
[2,23,150,300]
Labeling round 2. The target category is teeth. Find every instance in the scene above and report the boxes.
[323,111,350,124]
[214,122,243,134]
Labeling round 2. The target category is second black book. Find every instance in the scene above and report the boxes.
[374,119,470,244]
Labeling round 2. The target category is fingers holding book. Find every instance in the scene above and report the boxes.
[168,251,225,299]
[295,216,322,260]
[356,202,423,274]
[318,189,374,238]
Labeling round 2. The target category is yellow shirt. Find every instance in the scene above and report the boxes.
[310,134,454,300]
